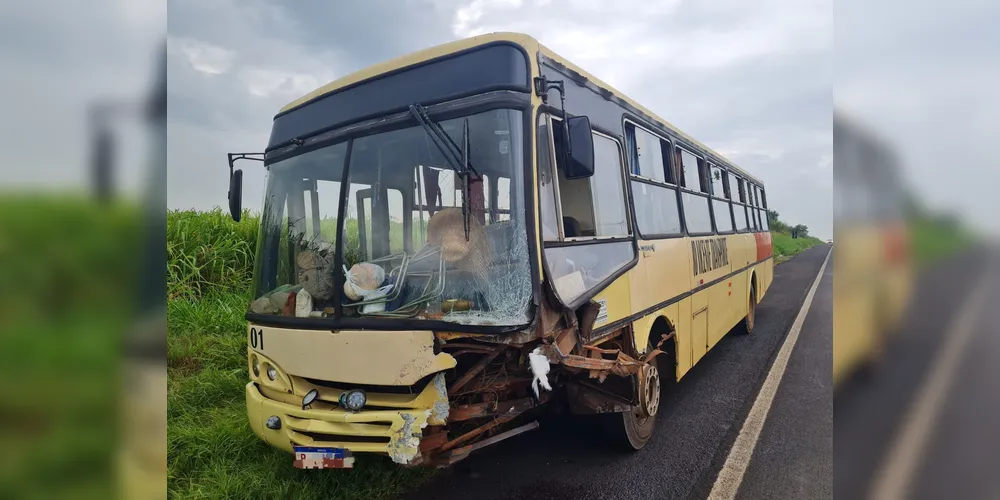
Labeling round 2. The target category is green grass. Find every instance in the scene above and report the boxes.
[0,194,141,500]
[772,231,824,263]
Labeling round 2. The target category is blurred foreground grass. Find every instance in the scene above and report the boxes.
[909,216,974,265]
[0,193,141,499]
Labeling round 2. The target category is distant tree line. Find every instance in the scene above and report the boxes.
[767,209,811,238]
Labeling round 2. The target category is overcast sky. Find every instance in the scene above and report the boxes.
[835,0,1000,237]
[167,0,834,239]
[4,1,997,240]
[0,0,163,194]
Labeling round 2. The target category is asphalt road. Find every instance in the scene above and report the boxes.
[730,245,832,500]
[402,244,833,500]
[834,244,1000,500]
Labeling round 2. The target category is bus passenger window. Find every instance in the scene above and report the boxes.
[680,148,702,190]
[678,147,713,234]
[626,124,671,183]
[710,165,733,233]
[710,165,726,197]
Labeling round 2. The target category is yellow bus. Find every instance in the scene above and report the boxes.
[832,111,913,388]
[227,32,774,468]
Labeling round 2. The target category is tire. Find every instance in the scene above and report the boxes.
[605,346,663,451]
[736,281,757,335]
[614,403,657,451]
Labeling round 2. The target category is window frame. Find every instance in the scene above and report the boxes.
[622,118,685,240]
[750,182,763,231]
[675,143,717,237]
[545,114,634,244]
[708,162,736,235]
[730,173,752,234]
[624,121,674,184]
[536,110,640,312]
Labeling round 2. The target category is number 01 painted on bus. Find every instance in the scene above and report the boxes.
[249,327,264,350]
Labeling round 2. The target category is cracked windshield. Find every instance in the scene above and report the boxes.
[250,108,532,326]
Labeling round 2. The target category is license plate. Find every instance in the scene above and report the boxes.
[292,446,355,469]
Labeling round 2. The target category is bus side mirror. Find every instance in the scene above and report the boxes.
[229,169,243,222]
[564,115,595,179]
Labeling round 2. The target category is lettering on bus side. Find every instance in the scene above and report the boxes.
[691,237,730,276]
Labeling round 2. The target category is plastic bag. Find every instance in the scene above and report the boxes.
[342,263,386,301]
[360,284,395,313]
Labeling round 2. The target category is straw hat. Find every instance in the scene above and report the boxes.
[426,207,491,274]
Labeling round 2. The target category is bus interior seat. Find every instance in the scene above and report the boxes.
[563,216,581,237]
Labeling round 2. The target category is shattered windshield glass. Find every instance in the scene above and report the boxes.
[250,108,532,327]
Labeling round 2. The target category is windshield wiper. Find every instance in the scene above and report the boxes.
[408,103,478,240]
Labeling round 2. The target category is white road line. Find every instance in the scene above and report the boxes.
[867,255,995,500]
[706,247,832,500]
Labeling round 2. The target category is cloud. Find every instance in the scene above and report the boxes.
[165,0,833,238]
[170,38,235,76]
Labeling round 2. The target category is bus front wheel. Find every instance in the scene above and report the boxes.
[606,352,661,450]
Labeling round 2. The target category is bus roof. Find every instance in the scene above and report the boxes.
[279,32,763,186]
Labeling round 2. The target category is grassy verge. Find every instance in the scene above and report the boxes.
[772,232,824,264]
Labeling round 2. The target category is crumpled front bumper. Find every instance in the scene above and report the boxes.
[246,372,450,465]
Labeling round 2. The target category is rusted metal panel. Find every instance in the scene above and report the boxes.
[451,376,534,398]
[437,399,534,453]
[418,429,449,453]
[554,327,578,357]
[447,346,507,396]
[537,343,644,377]
[450,397,539,422]
[450,421,540,457]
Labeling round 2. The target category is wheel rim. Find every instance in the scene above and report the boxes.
[638,361,661,418]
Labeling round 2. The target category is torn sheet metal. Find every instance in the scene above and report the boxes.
[449,397,539,422]
[537,343,649,379]
[427,373,450,426]
[388,410,430,465]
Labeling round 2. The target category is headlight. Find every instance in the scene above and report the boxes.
[266,366,278,381]
[251,355,260,378]
[339,389,367,412]
[302,389,319,410]
[265,416,281,430]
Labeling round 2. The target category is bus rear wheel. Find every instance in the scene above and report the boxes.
[737,284,757,335]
